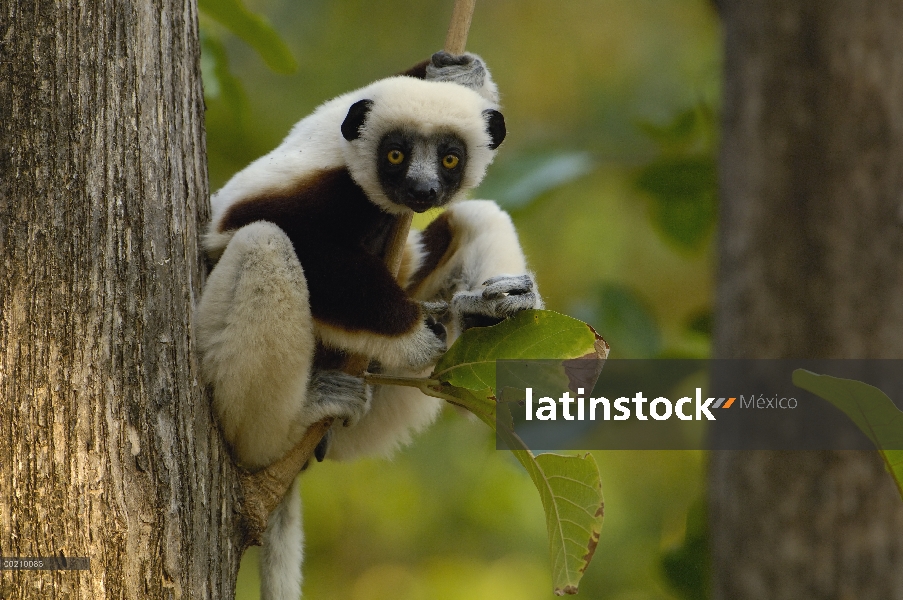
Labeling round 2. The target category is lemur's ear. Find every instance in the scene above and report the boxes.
[341,100,374,141]
[483,109,506,150]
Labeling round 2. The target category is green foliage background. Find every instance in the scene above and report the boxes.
[202,1,719,598]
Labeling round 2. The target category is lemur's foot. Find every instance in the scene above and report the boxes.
[307,370,371,428]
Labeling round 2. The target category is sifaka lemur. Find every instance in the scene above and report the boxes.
[196,51,542,600]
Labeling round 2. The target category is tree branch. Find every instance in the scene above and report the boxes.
[236,417,334,546]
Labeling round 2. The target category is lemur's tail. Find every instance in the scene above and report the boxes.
[260,477,304,600]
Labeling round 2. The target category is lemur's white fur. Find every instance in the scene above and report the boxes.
[196,56,541,600]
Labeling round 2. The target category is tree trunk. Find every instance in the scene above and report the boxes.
[0,1,246,597]
[713,1,903,598]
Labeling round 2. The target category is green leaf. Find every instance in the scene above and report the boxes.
[792,370,903,500]
[635,104,718,156]
[686,310,713,337]
[495,412,603,596]
[635,155,717,251]
[429,383,497,429]
[198,0,297,74]
[634,104,719,251]
[432,310,608,393]
[524,453,604,596]
[636,156,715,202]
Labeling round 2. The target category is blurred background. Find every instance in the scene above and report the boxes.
[200,1,720,598]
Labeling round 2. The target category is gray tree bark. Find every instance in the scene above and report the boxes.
[713,1,903,599]
[0,1,247,597]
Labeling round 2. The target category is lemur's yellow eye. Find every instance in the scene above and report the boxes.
[442,154,460,169]
[387,149,405,165]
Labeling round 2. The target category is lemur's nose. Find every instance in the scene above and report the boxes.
[407,178,439,202]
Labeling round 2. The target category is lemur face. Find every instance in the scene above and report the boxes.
[375,130,468,213]
[340,83,506,216]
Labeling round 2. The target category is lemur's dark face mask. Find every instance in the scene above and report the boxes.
[375,131,468,213]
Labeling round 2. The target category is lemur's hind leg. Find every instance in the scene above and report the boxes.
[196,221,369,471]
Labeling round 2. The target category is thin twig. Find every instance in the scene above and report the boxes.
[363,372,433,389]
[444,0,476,55]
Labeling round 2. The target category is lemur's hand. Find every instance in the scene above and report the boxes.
[426,51,487,92]
[452,274,543,330]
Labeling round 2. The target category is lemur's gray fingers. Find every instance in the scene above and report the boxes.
[420,300,450,317]
[482,274,517,286]
[453,288,539,320]
[451,291,498,319]
[430,50,472,67]
[492,291,537,313]
[309,370,371,428]
[482,274,535,299]
[486,291,539,317]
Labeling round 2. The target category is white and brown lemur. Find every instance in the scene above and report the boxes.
[196,52,542,600]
